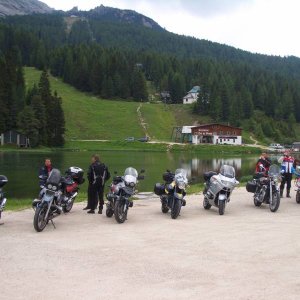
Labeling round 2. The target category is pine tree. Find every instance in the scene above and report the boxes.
[17,106,39,147]
[131,68,148,101]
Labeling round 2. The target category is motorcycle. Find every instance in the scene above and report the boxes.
[246,164,281,212]
[294,166,300,204]
[33,167,84,232]
[106,167,145,223]
[203,165,239,215]
[0,175,8,223]
[154,169,188,219]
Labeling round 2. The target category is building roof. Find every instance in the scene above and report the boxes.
[192,123,242,130]
[188,86,200,94]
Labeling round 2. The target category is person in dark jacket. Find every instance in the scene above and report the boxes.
[84,154,110,214]
[39,158,53,187]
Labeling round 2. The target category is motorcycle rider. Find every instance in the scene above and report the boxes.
[278,150,294,198]
[85,154,110,214]
[255,153,271,174]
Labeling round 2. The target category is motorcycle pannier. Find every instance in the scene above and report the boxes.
[163,172,174,184]
[246,180,257,193]
[154,183,165,196]
[66,166,84,184]
[0,175,8,188]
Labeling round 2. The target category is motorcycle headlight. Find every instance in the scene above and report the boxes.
[296,180,300,188]
[129,182,135,187]
[47,184,52,190]
[52,186,57,191]
[178,182,186,190]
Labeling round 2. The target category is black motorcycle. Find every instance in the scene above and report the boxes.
[33,167,84,232]
[154,169,188,219]
[0,175,8,223]
[246,164,281,212]
[106,167,145,223]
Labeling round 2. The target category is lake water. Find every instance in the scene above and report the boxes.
[0,151,261,199]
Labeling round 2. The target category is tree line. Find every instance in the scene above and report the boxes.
[0,48,65,147]
[1,13,300,143]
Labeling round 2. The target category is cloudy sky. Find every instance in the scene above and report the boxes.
[41,0,300,57]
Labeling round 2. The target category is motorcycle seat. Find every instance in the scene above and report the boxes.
[203,171,217,182]
[253,172,265,180]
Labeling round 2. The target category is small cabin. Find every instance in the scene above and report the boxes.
[183,86,200,104]
[0,130,30,148]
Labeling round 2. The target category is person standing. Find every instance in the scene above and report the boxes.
[85,154,110,214]
[278,150,294,198]
[39,158,53,188]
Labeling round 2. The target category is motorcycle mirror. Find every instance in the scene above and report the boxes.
[114,171,118,175]
[138,175,145,180]
[140,169,145,173]
[166,169,171,173]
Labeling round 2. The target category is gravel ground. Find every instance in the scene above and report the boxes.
[1,187,300,300]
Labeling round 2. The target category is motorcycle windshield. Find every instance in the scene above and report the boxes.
[268,165,281,177]
[220,165,235,179]
[47,169,61,186]
[124,167,138,178]
[175,169,188,187]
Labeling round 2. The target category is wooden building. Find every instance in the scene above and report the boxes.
[0,130,30,147]
[191,123,242,145]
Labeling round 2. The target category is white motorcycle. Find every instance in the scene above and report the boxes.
[106,167,145,223]
[203,165,239,215]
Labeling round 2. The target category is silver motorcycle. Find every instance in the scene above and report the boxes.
[0,175,8,223]
[203,165,239,215]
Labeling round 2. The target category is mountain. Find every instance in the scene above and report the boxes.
[0,0,52,17]
[65,5,163,31]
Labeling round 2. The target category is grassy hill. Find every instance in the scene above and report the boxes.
[24,67,261,146]
[24,67,182,141]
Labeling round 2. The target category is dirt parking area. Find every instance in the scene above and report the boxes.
[1,188,300,300]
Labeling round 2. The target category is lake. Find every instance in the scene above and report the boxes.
[0,151,262,199]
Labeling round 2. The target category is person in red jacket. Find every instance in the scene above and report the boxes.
[278,150,294,198]
[255,153,271,175]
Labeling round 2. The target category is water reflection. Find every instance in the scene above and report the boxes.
[0,151,259,199]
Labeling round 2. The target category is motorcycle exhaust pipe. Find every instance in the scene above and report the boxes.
[70,192,78,200]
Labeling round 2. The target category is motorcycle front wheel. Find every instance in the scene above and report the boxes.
[114,201,127,223]
[33,204,48,232]
[296,191,300,204]
[218,201,226,215]
[171,199,181,219]
[269,192,280,212]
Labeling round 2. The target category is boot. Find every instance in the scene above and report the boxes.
[280,188,283,198]
[287,189,291,198]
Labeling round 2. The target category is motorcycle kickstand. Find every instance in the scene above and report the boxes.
[50,220,56,229]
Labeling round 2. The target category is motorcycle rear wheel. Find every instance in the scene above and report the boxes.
[33,205,48,232]
[269,192,280,212]
[63,198,74,213]
[106,207,114,217]
[114,201,127,223]
[253,196,262,207]
[171,200,181,219]
[203,197,212,210]
[218,201,226,215]
[296,191,300,204]
[161,204,169,213]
